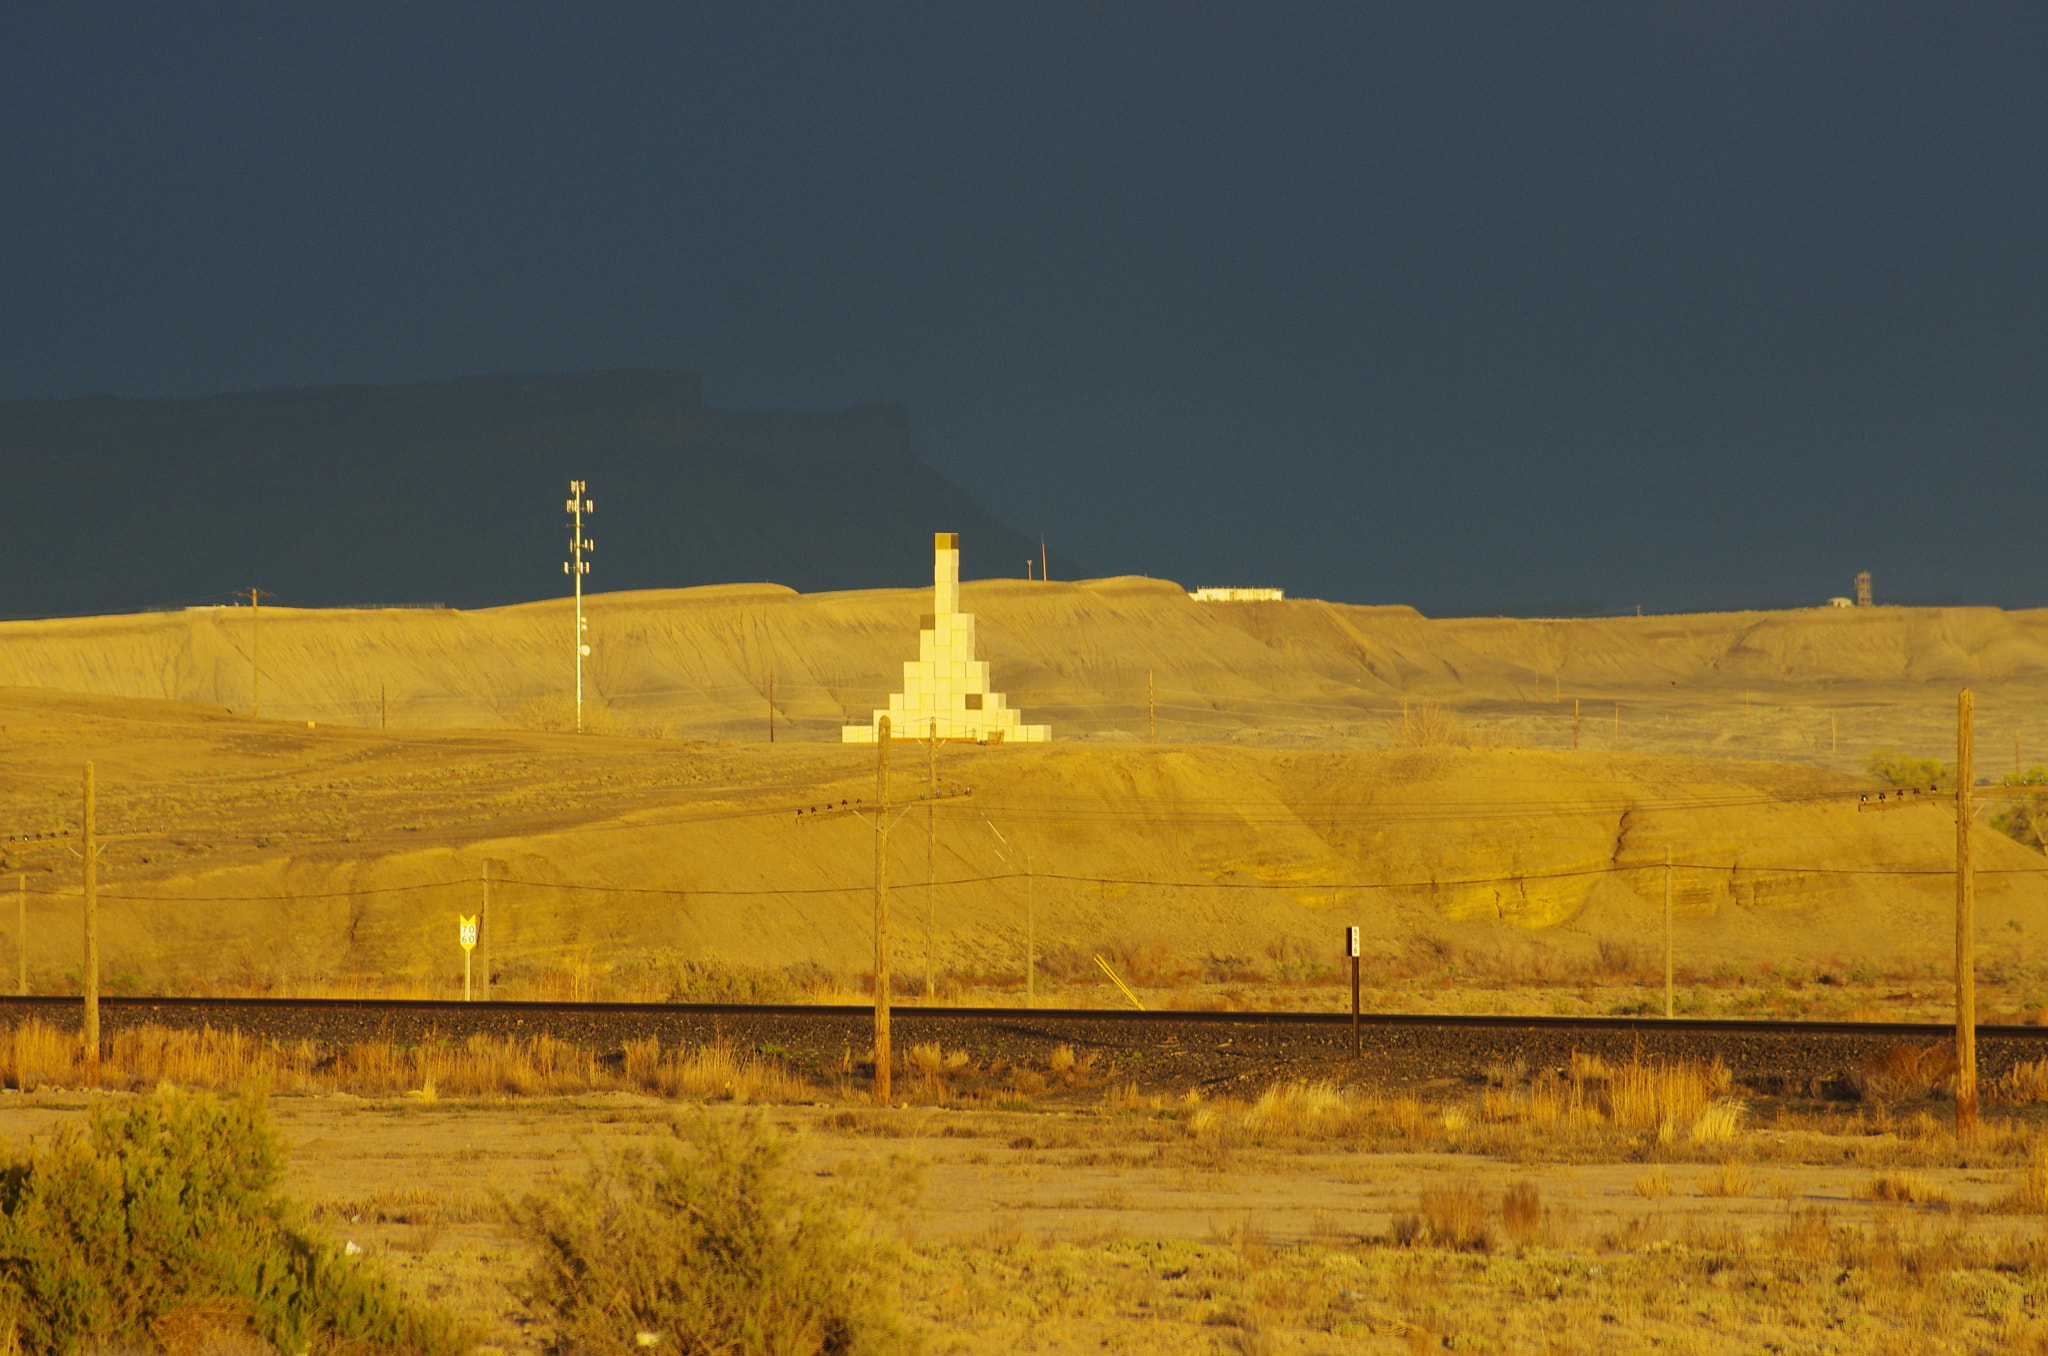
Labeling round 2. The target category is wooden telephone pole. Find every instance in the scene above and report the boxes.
[926,719,937,999]
[242,589,271,717]
[82,763,99,1086]
[478,861,493,1002]
[1957,688,1978,1139]
[873,716,893,1103]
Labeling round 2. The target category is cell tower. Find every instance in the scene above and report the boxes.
[1855,570,1873,608]
[563,481,594,732]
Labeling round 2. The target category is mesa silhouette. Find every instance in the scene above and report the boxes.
[0,370,1077,619]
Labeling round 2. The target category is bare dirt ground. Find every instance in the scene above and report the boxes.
[5,1085,2046,1354]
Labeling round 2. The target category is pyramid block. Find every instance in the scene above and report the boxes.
[843,533,1051,743]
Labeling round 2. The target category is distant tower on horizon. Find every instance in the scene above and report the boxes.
[1855,570,1873,607]
[842,533,1051,744]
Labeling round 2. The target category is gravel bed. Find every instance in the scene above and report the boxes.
[4,997,2044,1098]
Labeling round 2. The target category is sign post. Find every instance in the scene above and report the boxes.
[459,914,478,1002]
[1346,925,1362,1056]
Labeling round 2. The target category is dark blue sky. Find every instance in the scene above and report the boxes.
[3,5,2043,614]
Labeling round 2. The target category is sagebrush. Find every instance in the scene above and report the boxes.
[0,1087,463,1355]
[509,1112,910,1356]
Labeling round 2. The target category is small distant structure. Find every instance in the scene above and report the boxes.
[1190,587,1285,602]
[1855,571,1873,607]
[1827,597,1854,609]
[842,533,1050,744]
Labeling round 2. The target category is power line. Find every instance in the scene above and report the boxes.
[35,855,2044,907]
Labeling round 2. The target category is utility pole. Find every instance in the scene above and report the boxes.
[242,589,271,717]
[981,820,1034,1007]
[1148,671,1156,743]
[873,716,893,1103]
[15,874,24,997]
[1025,848,1035,1009]
[82,762,98,1086]
[479,862,492,1003]
[1040,541,1048,582]
[1612,701,1620,751]
[768,671,776,743]
[380,681,387,731]
[801,743,973,1101]
[563,482,594,733]
[1663,848,1674,1019]
[1957,688,1978,1140]
[1573,698,1581,750]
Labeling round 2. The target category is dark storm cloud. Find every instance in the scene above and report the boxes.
[1,4,2041,614]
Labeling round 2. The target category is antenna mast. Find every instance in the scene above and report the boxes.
[563,482,594,733]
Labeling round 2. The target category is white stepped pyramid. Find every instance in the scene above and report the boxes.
[842,533,1051,743]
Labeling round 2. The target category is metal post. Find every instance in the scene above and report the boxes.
[874,715,892,1104]
[82,762,98,1086]
[1957,688,1978,1140]
[1347,925,1361,1056]
[1664,848,1674,1019]
[464,949,472,1002]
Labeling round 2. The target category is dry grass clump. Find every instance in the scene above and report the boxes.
[1392,1185,1492,1252]
[1995,1141,2048,1214]
[1243,1081,1365,1138]
[1859,1171,1952,1205]
[1861,1042,1957,1101]
[1997,1059,2048,1104]
[1634,1167,1673,1198]
[1470,1052,1735,1147]
[1690,1097,1748,1144]
[0,1020,807,1104]
[1500,1180,1543,1246]
[1696,1161,1753,1197]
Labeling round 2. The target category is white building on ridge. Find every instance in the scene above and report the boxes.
[1189,586,1285,602]
[842,533,1051,744]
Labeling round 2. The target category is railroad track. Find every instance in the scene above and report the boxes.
[0,996,2032,1095]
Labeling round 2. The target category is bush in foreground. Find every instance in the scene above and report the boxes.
[0,1086,463,1355]
[509,1113,910,1356]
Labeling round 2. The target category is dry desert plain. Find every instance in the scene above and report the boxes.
[3,581,2048,1350]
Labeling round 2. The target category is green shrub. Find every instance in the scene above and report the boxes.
[509,1112,910,1356]
[0,1086,464,1355]
[1862,748,1951,790]
[1992,766,2048,853]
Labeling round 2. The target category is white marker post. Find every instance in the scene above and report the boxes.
[459,914,478,1001]
[1346,926,1362,1055]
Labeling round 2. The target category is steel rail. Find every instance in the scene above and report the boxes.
[0,993,2036,1043]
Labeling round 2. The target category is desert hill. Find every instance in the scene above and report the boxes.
[0,370,1079,619]
[0,579,2044,769]
[0,686,2039,993]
